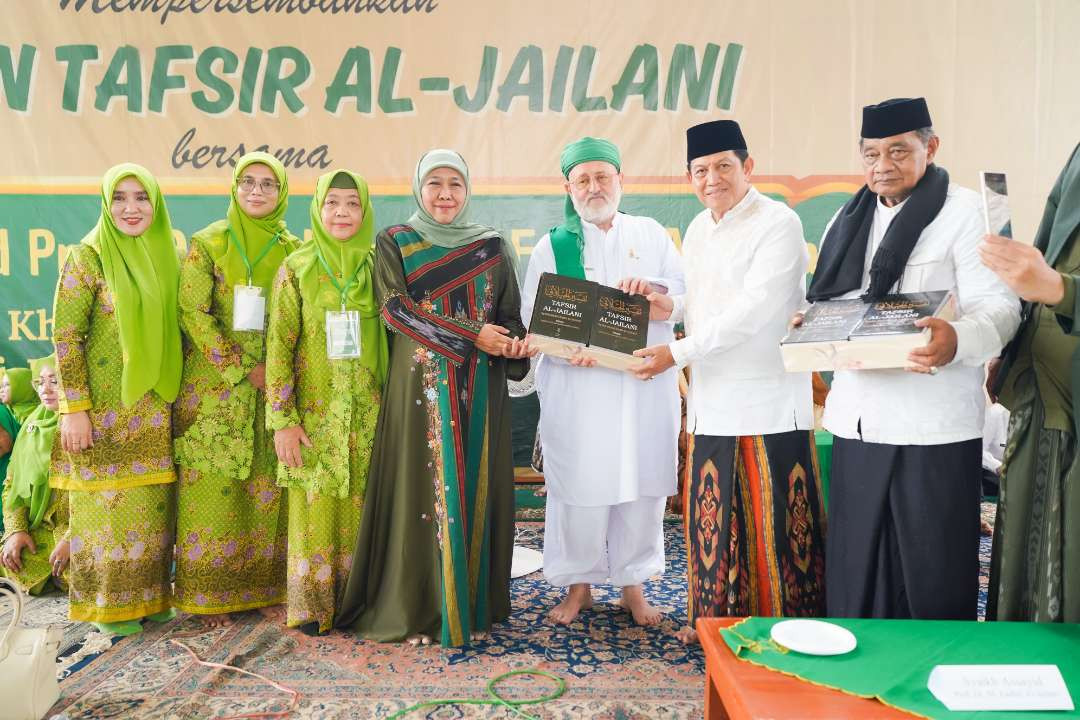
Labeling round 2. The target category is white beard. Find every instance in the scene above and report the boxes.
[571,186,622,226]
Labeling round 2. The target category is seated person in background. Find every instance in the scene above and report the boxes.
[1,355,69,594]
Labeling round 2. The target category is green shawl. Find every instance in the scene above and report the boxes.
[84,164,182,407]
[206,151,294,293]
[8,355,58,531]
[549,136,622,279]
[407,149,501,249]
[298,170,388,385]
[3,368,38,423]
[0,403,19,495]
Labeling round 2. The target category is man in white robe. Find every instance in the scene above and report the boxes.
[522,137,684,625]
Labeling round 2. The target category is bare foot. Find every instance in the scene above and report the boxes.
[980,519,993,535]
[406,634,432,646]
[470,631,489,642]
[675,625,699,645]
[618,585,663,626]
[200,613,233,628]
[547,583,594,625]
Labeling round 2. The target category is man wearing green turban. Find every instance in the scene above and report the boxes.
[521,136,685,627]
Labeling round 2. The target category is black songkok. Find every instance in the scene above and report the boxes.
[860,97,933,139]
[686,120,747,164]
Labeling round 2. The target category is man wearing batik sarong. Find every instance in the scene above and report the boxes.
[804,98,1019,619]
[636,120,827,643]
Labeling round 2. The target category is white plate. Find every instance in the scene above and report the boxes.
[769,619,857,656]
[510,546,543,578]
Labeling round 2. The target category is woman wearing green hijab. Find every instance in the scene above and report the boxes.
[52,164,180,635]
[0,394,17,535]
[336,149,532,647]
[1,355,69,595]
[265,169,387,634]
[2,367,40,423]
[173,153,298,626]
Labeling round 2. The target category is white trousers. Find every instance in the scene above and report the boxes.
[543,495,667,587]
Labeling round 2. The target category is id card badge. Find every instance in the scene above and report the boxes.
[326,309,362,359]
[233,285,266,332]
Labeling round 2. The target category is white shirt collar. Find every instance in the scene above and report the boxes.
[876,194,908,219]
[705,186,759,230]
[580,211,623,234]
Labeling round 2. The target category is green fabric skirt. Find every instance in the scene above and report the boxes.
[989,372,1080,622]
[67,484,174,623]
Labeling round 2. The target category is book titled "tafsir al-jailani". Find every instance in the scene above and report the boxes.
[780,290,957,372]
[527,272,649,371]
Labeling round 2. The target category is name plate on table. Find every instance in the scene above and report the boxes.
[529,272,648,371]
[927,665,1074,712]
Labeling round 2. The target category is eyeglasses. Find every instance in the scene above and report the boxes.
[238,177,281,194]
[569,173,615,192]
[32,377,58,390]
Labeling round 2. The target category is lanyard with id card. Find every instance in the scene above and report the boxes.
[315,242,365,360]
[228,227,281,333]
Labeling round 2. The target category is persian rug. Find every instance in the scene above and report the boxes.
[48,520,706,719]
[43,504,997,719]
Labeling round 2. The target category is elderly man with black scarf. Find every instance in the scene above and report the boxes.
[804,97,1020,620]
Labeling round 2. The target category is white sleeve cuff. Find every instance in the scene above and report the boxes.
[670,338,692,370]
[670,294,687,324]
[950,318,989,367]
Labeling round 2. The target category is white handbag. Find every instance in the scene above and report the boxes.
[0,578,63,720]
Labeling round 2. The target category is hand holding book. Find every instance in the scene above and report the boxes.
[906,317,957,373]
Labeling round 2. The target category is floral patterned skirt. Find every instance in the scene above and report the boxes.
[173,454,287,614]
[67,484,174,623]
[286,487,362,632]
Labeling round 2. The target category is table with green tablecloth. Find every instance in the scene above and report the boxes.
[720,617,1080,719]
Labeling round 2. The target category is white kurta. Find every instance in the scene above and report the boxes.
[668,187,813,436]
[820,185,1021,445]
[522,212,685,507]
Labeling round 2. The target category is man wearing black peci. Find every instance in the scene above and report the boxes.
[804,97,1020,619]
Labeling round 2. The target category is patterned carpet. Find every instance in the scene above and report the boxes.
[32,505,997,720]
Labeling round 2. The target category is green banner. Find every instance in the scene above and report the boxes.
[0,190,851,367]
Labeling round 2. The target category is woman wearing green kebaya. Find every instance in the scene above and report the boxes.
[1,355,69,596]
[265,170,387,634]
[173,152,298,626]
[52,163,181,636]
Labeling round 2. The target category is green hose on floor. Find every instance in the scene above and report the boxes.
[387,669,567,719]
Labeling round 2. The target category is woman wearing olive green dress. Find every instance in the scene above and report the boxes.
[1,355,69,595]
[52,163,182,636]
[337,150,531,647]
[173,152,298,626]
[265,170,387,634]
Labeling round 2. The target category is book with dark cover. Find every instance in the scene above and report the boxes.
[780,289,956,372]
[782,298,868,344]
[530,273,597,345]
[591,285,650,355]
[850,291,952,338]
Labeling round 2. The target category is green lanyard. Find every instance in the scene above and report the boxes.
[227,227,282,286]
[313,242,365,311]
